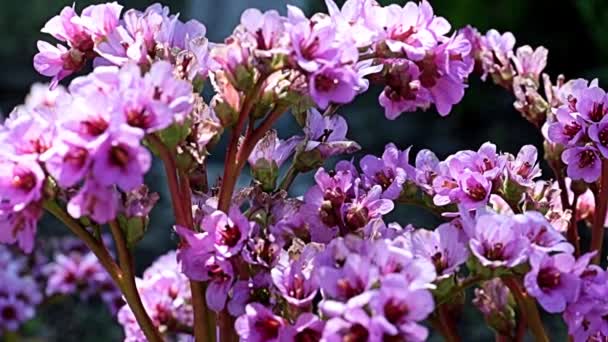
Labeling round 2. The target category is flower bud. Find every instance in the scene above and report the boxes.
[293,149,324,173]
[251,159,279,192]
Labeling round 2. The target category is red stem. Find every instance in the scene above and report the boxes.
[148,135,210,342]
[44,201,163,342]
[502,277,549,342]
[591,160,608,264]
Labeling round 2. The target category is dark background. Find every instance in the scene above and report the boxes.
[1,0,606,340]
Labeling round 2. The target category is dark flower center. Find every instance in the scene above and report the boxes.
[578,150,597,168]
[12,171,36,192]
[485,242,505,261]
[1,306,16,321]
[254,317,281,340]
[468,183,487,201]
[126,108,154,129]
[82,117,109,136]
[589,102,607,122]
[315,73,339,92]
[219,224,242,247]
[384,298,409,324]
[375,170,395,190]
[538,268,561,291]
[516,162,532,177]
[287,274,306,299]
[295,328,322,342]
[64,147,89,168]
[343,323,369,342]
[110,145,130,168]
[337,278,363,299]
[418,55,440,88]
[431,251,448,274]
[563,122,581,140]
[345,205,370,232]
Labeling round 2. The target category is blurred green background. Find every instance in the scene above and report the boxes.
[1,0,607,340]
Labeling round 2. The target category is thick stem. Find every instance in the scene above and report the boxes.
[44,200,121,284]
[437,305,460,342]
[502,277,549,342]
[44,201,162,342]
[235,105,287,172]
[149,135,210,342]
[109,221,163,342]
[215,81,278,342]
[591,160,608,264]
[278,164,299,192]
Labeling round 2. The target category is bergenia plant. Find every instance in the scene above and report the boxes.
[1,1,608,341]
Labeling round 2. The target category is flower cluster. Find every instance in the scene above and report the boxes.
[0,246,42,333]
[4,0,608,341]
[34,2,211,87]
[118,251,193,342]
[44,237,123,314]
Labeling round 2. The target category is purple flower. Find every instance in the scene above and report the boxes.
[342,184,394,233]
[301,109,360,158]
[302,168,353,242]
[589,118,608,158]
[76,3,123,40]
[423,33,473,116]
[235,303,286,342]
[512,45,548,82]
[512,211,574,254]
[562,146,602,183]
[175,225,234,311]
[547,106,588,146]
[40,5,93,51]
[41,140,91,188]
[377,2,442,61]
[360,143,414,199]
[414,148,440,192]
[469,213,529,268]
[449,170,491,209]
[271,247,319,308]
[507,145,541,187]
[318,253,377,302]
[0,296,29,332]
[287,7,353,73]
[174,225,214,281]
[576,86,608,123]
[33,42,85,88]
[239,8,287,53]
[2,110,55,156]
[321,307,385,342]
[309,64,359,109]
[0,156,45,212]
[370,274,434,342]
[407,223,469,278]
[279,313,324,342]
[0,205,41,254]
[379,60,430,120]
[471,142,507,181]
[247,130,299,169]
[67,179,119,223]
[228,274,271,317]
[202,209,251,258]
[324,0,380,48]
[91,125,151,192]
[524,252,581,313]
[143,61,194,123]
